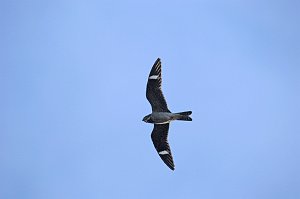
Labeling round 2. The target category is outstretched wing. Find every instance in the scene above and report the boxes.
[151,124,175,170]
[146,58,170,112]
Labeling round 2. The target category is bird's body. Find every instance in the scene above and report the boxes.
[143,58,192,170]
[143,111,192,124]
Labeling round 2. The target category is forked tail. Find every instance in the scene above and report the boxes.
[175,111,192,121]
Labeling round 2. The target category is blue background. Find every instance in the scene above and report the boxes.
[1,1,299,199]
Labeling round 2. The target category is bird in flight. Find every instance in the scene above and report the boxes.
[143,58,192,170]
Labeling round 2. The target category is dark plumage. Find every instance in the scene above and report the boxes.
[143,58,192,170]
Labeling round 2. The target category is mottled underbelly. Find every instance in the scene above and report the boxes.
[151,112,175,124]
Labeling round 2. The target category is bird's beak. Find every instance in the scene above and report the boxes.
[142,117,147,122]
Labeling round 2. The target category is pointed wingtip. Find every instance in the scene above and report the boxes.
[155,58,161,64]
[167,163,175,171]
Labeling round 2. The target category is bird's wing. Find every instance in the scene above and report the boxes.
[151,124,175,170]
[146,58,170,112]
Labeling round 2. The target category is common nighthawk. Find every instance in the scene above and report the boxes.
[143,58,192,170]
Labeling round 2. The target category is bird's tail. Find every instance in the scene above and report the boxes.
[175,111,192,121]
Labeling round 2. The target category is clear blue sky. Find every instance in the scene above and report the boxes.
[1,1,299,199]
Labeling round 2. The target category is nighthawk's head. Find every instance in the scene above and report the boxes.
[142,114,152,123]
